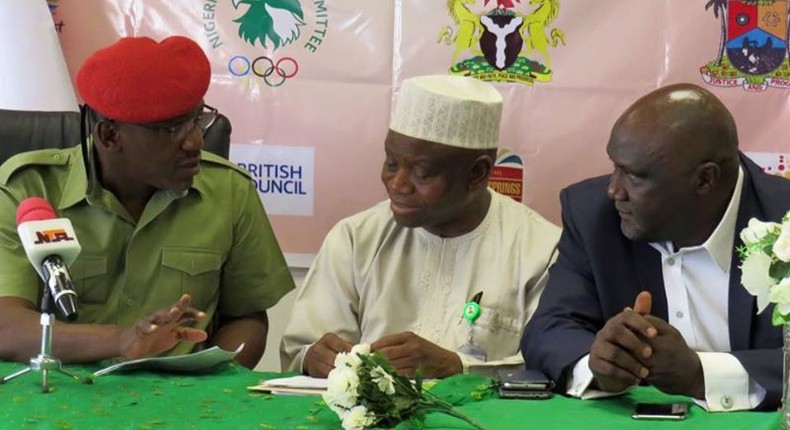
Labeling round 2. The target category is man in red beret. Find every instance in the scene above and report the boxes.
[0,36,294,368]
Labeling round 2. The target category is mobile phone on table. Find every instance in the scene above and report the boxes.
[496,368,554,391]
[632,403,689,420]
[496,368,554,400]
[498,386,552,399]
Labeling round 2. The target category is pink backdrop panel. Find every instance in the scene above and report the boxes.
[50,0,790,262]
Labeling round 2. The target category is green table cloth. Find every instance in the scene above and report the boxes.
[0,362,779,429]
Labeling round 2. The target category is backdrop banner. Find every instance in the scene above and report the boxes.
[50,0,790,265]
[1,0,77,111]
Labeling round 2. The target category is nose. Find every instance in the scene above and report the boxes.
[607,170,627,201]
[384,167,414,195]
[182,126,204,152]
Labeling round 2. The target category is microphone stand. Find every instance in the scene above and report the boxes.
[1,285,90,392]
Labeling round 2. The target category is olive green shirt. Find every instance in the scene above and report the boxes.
[0,145,294,356]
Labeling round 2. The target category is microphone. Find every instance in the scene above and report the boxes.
[16,197,81,321]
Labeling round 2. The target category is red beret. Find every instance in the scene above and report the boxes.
[75,36,210,123]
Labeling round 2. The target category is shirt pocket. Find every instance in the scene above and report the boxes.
[460,305,524,361]
[161,247,222,308]
[69,256,109,304]
[475,305,523,335]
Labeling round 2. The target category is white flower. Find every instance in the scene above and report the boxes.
[350,343,371,356]
[335,344,371,372]
[769,277,790,316]
[741,251,776,313]
[335,351,363,371]
[740,218,780,247]
[341,405,376,430]
[328,404,348,420]
[323,366,360,410]
[773,222,790,262]
[370,365,396,395]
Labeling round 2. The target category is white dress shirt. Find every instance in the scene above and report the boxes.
[567,167,766,411]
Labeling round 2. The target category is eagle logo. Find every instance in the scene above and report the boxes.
[232,0,305,50]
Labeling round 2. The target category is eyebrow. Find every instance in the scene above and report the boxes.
[143,104,204,127]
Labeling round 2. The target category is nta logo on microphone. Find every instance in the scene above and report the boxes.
[33,229,75,244]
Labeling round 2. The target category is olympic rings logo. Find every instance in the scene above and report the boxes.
[228,56,299,87]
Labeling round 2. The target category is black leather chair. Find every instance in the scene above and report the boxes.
[0,107,232,166]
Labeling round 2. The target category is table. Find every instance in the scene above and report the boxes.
[0,362,779,429]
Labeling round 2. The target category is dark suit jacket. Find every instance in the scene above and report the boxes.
[521,154,790,410]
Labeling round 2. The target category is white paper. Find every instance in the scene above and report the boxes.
[262,375,328,389]
[247,375,432,396]
[92,344,244,378]
[248,375,328,396]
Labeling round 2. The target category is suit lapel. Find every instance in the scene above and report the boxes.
[729,160,760,351]
[630,156,760,349]
[633,242,668,320]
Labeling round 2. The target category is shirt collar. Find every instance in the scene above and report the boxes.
[189,162,209,196]
[57,144,90,210]
[650,165,744,271]
[56,142,205,211]
[418,188,495,243]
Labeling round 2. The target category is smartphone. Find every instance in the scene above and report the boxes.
[498,386,552,400]
[496,368,554,391]
[632,403,689,420]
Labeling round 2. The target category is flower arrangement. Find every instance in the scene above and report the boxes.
[322,344,487,430]
[738,212,790,324]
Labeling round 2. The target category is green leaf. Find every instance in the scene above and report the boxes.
[769,261,790,281]
[772,306,790,325]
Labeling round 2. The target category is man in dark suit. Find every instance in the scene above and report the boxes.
[521,83,790,411]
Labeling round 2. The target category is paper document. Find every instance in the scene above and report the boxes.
[248,375,431,396]
[92,344,244,378]
[248,375,328,396]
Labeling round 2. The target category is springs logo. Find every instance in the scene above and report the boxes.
[202,0,329,88]
[490,149,524,202]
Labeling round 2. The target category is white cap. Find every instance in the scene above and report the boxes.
[390,75,503,150]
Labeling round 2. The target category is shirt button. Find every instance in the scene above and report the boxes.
[676,311,684,319]
[126,299,134,307]
[667,257,675,266]
[721,395,733,409]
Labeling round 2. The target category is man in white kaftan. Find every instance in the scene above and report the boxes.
[280,75,561,378]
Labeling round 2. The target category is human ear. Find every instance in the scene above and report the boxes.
[94,120,121,152]
[469,155,494,191]
[694,161,720,195]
